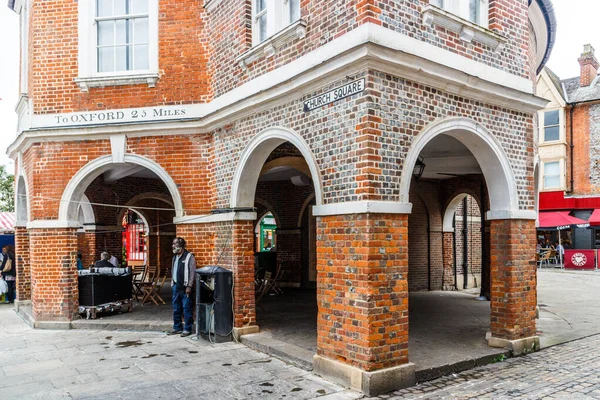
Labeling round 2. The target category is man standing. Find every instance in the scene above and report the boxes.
[169,237,196,337]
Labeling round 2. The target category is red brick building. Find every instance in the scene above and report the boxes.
[7,0,555,394]
[537,45,600,249]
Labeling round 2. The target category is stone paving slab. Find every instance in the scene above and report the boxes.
[0,304,361,400]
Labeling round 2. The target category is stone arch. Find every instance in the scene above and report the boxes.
[442,189,481,232]
[15,174,29,226]
[400,118,518,216]
[77,194,96,227]
[59,154,184,222]
[230,127,323,208]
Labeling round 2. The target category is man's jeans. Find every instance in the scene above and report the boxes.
[172,286,193,332]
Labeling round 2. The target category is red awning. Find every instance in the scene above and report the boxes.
[588,209,600,226]
[0,212,15,232]
[538,211,589,230]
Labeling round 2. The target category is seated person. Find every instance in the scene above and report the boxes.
[109,254,119,267]
[94,252,114,269]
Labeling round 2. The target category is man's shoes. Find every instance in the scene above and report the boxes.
[168,329,183,335]
[180,331,192,337]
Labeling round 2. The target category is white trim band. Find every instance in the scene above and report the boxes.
[485,210,537,221]
[313,201,413,216]
[173,211,257,225]
[27,220,81,229]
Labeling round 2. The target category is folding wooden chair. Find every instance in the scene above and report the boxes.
[140,266,166,305]
[131,265,147,302]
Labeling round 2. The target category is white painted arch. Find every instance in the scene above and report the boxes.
[15,174,30,227]
[442,191,480,232]
[59,154,184,222]
[230,127,323,208]
[400,117,519,217]
[77,194,96,227]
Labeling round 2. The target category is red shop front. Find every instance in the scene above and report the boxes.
[564,249,596,270]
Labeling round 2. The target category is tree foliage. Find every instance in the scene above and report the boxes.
[0,165,14,212]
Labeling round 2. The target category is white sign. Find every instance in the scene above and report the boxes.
[32,104,201,129]
[303,78,365,112]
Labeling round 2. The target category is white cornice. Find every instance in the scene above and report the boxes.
[8,23,544,158]
[27,220,81,229]
[486,210,537,221]
[173,211,257,224]
[313,201,413,216]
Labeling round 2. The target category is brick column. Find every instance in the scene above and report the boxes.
[14,226,31,301]
[231,220,256,330]
[487,219,539,354]
[442,231,454,290]
[29,228,79,323]
[313,213,415,395]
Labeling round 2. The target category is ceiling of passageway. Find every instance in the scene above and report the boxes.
[418,134,482,180]
[102,163,161,183]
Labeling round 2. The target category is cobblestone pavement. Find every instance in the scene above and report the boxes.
[0,306,361,400]
[370,334,600,400]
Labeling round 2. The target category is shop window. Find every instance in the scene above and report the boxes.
[543,161,560,189]
[543,110,560,142]
[76,0,159,91]
[258,213,277,252]
[253,0,301,45]
[429,0,488,27]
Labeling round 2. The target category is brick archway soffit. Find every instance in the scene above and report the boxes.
[15,174,30,227]
[298,193,316,227]
[231,127,323,208]
[401,117,522,220]
[59,154,184,223]
[259,156,311,178]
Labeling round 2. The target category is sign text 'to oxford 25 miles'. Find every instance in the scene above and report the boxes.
[303,78,366,112]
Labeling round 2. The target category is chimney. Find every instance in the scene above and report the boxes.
[578,44,599,87]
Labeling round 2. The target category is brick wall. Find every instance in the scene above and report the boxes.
[30,0,210,114]
[489,219,536,340]
[317,213,409,371]
[29,227,79,321]
[569,106,591,194]
[206,0,531,97]
[15,226,31,301]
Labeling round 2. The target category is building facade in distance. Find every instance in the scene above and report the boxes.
[7,0,555,395]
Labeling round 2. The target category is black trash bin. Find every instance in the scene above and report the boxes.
[195,265,233,343]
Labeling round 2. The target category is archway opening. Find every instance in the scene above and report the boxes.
[406,131,499,371]
[67,160,178,323]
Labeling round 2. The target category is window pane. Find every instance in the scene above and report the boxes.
[544,175,560,189]
[256,0,266,12]
[258,13,267,42]
[97,0,113,17]
[114,0,128,15]
[115,45,128,71]
[289,0,300,22]
[97,21,114,46]
[469,0,479,23]
[430,0,443,6]
[115,19,128,45]
[545,126,559,141]
[98,47,114,72]
[544,110,559,126]
[545,162,559,175]
[133,44,149,69]
[134,18,149,44]
[132,0,148,14]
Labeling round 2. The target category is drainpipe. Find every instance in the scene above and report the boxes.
[570,106,574,192]
[427,211,431,291]
[463,196,468,290]
[453,214,458,290]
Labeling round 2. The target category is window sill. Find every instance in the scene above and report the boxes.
[237,19,307,69]
[421,5,506,53]
[74,73,160,92]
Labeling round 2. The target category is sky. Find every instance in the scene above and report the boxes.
[0,0,597,174]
